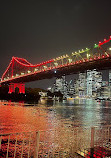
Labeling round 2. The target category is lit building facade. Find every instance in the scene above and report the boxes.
[100,81,110,98]
[74,79,79,97]
[78,73,86,97]
[67,80,75,96]
[86,69,102,97]
[51,76,68,97]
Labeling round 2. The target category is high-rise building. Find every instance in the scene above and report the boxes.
[100,81,110,98]
[78,72,86,97]
[87,70,93,97]
[51,76,68,97]
[86,69,102,97]
[67,80,75,96]
[74,79,79,97]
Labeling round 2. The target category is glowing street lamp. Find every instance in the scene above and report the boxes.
[66,54,69,57]
[44,66,47,68]
[21,72,24,75]
[87,54,90,58]
[28,70,31,73]
[47,87,51,90]
[68,58,72,63]
[43,66,47,69]
[54,62,58,66]
[94,44,98,48]
[34,68,38,71]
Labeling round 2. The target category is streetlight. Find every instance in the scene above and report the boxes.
[68,58,72,63]
[43,66,47,69]
[54,62,58,66]
[28,70,31,73]
[34,68,38,71]
[87,54,90,59]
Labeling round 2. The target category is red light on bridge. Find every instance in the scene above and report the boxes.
[9,83,25,94]
[106,54,109,57]
[98,37,111,46]
[102,55,105,58]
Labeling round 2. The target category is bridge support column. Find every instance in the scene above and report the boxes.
[9,83,25,94]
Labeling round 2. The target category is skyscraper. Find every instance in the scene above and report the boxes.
[51,76,68,97]
[78,72,86,97]
[86,69,102,97]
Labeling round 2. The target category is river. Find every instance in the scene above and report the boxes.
[0,98,111,134]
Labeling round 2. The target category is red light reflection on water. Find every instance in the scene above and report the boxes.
[0,101,51,134]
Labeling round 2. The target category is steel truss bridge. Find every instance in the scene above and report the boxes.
[0,36,111,93]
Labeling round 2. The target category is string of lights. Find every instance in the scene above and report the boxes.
[1,36,111,83]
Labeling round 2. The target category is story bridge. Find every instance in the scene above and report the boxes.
[1,36,111,93]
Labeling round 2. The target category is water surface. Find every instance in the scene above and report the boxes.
[0,98,111,134]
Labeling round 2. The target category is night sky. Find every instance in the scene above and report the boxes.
[0,0,111,89]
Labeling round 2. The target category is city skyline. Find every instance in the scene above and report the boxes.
[49,69,110,98]
[25,69,109,89]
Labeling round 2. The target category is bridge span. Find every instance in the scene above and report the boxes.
[0,36,111,93]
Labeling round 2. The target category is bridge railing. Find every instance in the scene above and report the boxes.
[0,126,111,158]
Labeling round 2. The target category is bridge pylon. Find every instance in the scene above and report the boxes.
[8,83,25,94]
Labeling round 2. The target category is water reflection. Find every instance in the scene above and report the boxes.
[0,99,111,134]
